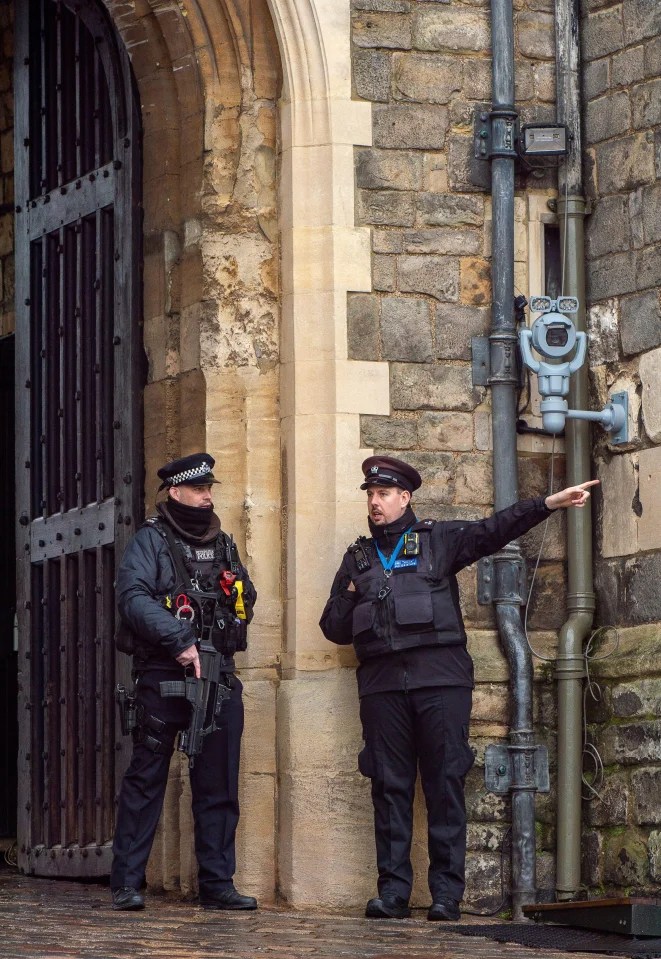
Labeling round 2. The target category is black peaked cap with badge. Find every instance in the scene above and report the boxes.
[360,456,422,494]
[157,452,220,492]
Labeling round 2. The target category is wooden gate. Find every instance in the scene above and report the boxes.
[13,0,142,877]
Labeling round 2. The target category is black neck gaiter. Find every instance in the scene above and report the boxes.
[158,499,219,542]
[368,504,417,552]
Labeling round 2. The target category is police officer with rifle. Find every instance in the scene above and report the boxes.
[111,453,257,912]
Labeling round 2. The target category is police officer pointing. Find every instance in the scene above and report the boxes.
[111,453,257,912]
[320,456,598,921]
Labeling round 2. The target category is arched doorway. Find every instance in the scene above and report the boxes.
[13,0,143,877]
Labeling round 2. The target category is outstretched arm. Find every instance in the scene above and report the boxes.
[545,479,600,510]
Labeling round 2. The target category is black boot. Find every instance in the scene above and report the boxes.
[427,897,460,921]
[112,887,145,911]
[365,894,411,919]
[199,887,258,910]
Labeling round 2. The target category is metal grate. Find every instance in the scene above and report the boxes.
[443,924,661,957]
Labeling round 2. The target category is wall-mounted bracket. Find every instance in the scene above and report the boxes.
[485,743,550,795]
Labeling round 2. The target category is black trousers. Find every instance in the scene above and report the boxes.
[111,669,244,896]
[359,685,474,902]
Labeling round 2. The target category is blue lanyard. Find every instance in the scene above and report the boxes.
[375,529,410,576]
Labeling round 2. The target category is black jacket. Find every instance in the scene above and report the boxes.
[116,520,256,670]
[319,496,552,694]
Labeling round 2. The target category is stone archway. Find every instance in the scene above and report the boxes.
[105,0,388,906]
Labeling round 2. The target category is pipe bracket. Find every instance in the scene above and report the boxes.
[485,743,550,795]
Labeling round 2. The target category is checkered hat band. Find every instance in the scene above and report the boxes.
[168,463,212,485]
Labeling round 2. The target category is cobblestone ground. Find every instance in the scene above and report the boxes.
[0,870,627,959]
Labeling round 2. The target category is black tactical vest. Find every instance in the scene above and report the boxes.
[346,520,464,662]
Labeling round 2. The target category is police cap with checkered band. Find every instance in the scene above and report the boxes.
[157,453,220,492]
[360,456,422,494]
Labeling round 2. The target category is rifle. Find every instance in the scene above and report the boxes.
[161,637,232,767]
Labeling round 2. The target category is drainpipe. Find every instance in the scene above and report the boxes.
[553,0,594,902]
[489,0,538,921]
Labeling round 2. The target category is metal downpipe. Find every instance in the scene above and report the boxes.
[554,0,594,902]
[489,0,537,921]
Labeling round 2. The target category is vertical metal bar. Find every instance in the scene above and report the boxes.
[82,551,97,844]
[74,221,83,509]
[94,208,103,501]
[61,554,78,847]
[39,0,47,194]
[100,546,115,839]
[101,208,114,498]
[55,0,63,190]
[63,227,77,510]
[81,216,96,504]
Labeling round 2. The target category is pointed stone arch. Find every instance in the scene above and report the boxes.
[103,0,387,905]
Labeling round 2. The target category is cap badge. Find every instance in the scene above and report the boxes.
[370,465,379,474]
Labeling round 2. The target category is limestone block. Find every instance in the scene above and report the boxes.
[471,683,509,724]
[639,348,661,442]
[373,254,396,292]
[373,103,450,149]
[468,630,559,683]
[597,719,661,766]
[611,678,661,718]
[581,830,604,887]
[588,251,637,301]
[593,134,656,195]
[587,301,620,366]
[381,296,433,362]
[413,7,491,53]
[584,58,610,100]
[360,413,417,450]
[234,772,277,903]
[454,453,493,506]
[631,768,661,825]
[534,62,556,102]
[352,10,412,49]
[516,12,555,59]
[598,453,638,558]
[355,148,423,192]
[524,562,567,631]
[460,257,491,306]
[372,229,403,254]
[356,189,416,227]
[642,182,661,246]
[457,565,497,629]
[639,446,661,550]
[582,5,625,61]
[587,94,632,148]
[632,77,661,129]
[636,245,661,292]
[584,773,629,826]
[417,192,484,227]
[398,254,459,301]
[464,853,503,906]
[603,831,650,887]
[347,293,381,361]
[417,411,474,451]
[586,194,630,257]
[392,53,463,104]
[404,228,482,257]
[277,673,376,908]
[396,449,456,503]
[352,48,391,103]
[422,152,448,193]
[389,361,483,411]
[474,410,492,451]
[353,0,411,10]
[436,304,490,360]
[589,625,661,681]
[650,831,661,882]
[612,45,646,86]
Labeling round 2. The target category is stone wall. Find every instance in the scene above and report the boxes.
[0,0,13,338]
[350,0,566,906]
[581,0,661,898]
